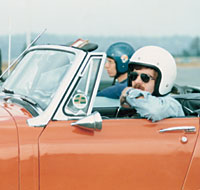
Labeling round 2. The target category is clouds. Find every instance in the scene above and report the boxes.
[1,0,200,36]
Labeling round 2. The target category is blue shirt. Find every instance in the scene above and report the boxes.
[97,79,127,99]
[126,89,185,122]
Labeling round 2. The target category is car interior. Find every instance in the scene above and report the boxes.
[93,84,200,119]
[171,84,200,116]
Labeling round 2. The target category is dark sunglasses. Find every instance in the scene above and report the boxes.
[129,71,155,83]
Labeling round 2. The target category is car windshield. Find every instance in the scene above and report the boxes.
[2,49,75,109]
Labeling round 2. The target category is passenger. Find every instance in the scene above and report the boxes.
[97,42,135,99]
[120,45,185,122]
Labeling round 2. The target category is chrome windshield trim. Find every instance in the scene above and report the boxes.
[27,46,87,127]
[52,52,106,121]
[87,53,106,114]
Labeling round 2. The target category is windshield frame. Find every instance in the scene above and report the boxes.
[3,46,80,110]
[25,45,88,126]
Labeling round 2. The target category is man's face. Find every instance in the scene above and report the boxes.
[104,57,117,77]
[131,67,157,94]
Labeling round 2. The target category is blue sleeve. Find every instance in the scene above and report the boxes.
[126,89,185,122]
[97,82,127,99]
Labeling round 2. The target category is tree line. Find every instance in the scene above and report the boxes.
[182,37,200,56]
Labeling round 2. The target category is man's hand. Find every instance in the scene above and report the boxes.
[120,87,133,108]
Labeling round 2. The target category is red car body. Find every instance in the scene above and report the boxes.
[0,43,200,190]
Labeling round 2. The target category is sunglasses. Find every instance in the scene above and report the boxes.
[129,71,155,83]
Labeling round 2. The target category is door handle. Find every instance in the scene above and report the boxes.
[159,126,196,133]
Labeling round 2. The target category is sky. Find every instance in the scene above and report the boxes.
[0,0,200,37]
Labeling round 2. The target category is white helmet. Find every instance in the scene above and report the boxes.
[128,46,177,96]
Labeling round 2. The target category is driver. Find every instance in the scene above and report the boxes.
[97,42,135,99]
[120,45,185,122]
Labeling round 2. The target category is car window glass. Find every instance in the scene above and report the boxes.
[3,50,75,110]
[64,57,101,116]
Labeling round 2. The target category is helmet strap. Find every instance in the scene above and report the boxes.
[114,71,122,83]
[112,77,116,85]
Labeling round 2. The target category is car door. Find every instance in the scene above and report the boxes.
[0,106,19,190]
[39,116,199,190]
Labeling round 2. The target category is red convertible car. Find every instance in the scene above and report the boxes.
[0,40,200,190]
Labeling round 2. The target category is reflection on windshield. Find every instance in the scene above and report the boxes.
[3,50,75,110]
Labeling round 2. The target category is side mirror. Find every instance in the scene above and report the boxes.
[71,111,102,131]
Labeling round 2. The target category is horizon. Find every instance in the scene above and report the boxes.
[0,34,199,62]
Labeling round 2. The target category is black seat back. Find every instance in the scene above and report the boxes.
[173,93,200,116]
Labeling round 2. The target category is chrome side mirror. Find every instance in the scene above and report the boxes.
[71,111,102,131]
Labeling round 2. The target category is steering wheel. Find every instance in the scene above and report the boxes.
[115,107,137,118]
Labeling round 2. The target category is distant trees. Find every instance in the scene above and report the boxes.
[0,49,2,75]
[190,37,200,56]
[182,36,200,56]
